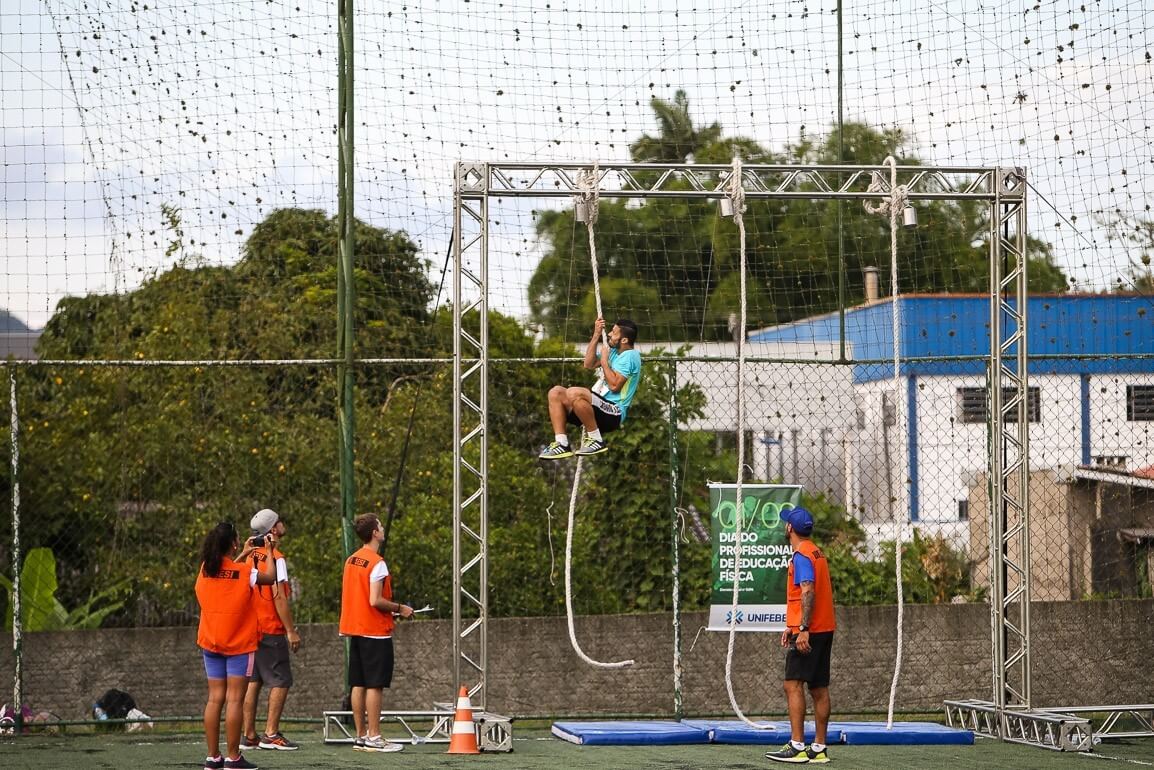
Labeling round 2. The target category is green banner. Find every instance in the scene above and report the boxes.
[708,483,802,632]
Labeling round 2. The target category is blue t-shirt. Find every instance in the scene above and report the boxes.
[595,347,642,421]
[791,552,815,585]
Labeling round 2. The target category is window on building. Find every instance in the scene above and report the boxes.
[956,387,1040,424]
[1127,385,1154,422]
[957,500,969,522]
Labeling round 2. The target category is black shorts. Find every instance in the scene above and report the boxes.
[565,392,623,433]
[784,631,834,688]
[251,633,293,688]
[347,636,394,689]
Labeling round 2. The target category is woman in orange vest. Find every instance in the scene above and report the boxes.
[195,521,275,770]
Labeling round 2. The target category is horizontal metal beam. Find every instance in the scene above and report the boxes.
[944,700,1093,752]
[457,162,1021,201]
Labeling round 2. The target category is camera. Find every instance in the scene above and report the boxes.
[248,534,270,548]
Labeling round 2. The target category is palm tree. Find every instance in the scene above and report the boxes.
[629,89,722,163]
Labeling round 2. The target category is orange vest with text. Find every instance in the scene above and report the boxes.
[785,539,836,633]
[250,548,291,636]
[339,546,395,637]
[196,556,260,655]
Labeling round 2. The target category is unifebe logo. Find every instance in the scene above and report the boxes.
[725,609,744,625]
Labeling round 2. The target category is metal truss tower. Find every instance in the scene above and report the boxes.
[452,162,1030,730]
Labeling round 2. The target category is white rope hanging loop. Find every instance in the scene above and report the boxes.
[721,156,774,730]
[561,163,633,670]
[866,156,907,729]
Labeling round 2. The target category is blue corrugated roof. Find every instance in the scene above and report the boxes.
[749,295,1154,382]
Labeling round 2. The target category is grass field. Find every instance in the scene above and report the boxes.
[2,725,1153,770]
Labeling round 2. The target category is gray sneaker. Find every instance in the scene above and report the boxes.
[574,436,608,456]
[538,441,574,460]
[360,735,404,753]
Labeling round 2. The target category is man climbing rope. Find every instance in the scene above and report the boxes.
[539,317,641,459]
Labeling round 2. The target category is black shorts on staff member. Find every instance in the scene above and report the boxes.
[784,630,834,688]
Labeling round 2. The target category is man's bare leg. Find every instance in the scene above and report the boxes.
[547,385,571,436]
[810,686,830,746]
[241,680,261,741]
[784,679,807,744]
[264,686,288,737]
[567,387,598,433]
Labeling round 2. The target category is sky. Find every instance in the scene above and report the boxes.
[2,0,1152,330]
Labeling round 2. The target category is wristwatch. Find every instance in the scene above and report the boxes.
[797,625,808,633]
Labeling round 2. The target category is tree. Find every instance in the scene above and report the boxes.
[528,104,1070,343]
[14,208,436,623]
[1103,213,1154,293]
[629,90,723,163]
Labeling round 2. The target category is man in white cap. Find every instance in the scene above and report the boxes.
[240,508,302,751]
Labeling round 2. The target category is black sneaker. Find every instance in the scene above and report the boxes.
[203,757,224,770]
[223,754,259,770]
[766,743,810,763]
[574,436,608,456]
[239,735,259,750]
[258,732,298,751]
[538,441,574,460]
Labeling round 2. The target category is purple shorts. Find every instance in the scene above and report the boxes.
[202,650,255,680]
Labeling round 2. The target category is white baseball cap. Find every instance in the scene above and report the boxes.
[250,508,280,536]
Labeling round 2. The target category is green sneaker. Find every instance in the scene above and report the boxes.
[765,743,810,763]
[806,745,830,763]
[538,441,574,460]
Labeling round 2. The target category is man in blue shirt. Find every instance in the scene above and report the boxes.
[539,317,642,458]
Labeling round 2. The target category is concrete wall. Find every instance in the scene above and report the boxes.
[2,600,1151,720]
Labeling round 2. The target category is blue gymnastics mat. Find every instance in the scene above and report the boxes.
[551,719,971,746]
[681,719,843,745]
[832,720,973,745]
[551,721,711,746]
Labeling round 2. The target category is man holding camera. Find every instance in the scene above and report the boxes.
[240,508,302,752]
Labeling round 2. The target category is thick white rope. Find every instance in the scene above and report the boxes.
[866,157,907,729]
[561,164,632,670]
[721,157,774,729]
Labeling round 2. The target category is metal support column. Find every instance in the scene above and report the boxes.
[336,0,357,553]
[988,167,1031,720]
[452,163,490,708]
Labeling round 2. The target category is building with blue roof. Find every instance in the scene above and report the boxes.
[748,294,1154,547]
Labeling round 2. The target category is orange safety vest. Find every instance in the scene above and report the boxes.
[196,556,260,655]
[339,545,395,638]
[250,548,291,636]
[785,539,836,633]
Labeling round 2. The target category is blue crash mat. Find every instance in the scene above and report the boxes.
[832,720,973,745]
[681,719,843,745]
[551,721,712,746]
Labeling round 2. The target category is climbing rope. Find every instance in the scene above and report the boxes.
[720,157,774,730]
[561,163,633,670]
[865,156,907,729]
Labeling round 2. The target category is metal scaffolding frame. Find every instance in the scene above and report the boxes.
[989,169,1032,716]
[450,161,1029,727]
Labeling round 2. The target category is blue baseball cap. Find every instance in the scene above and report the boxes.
[781,506,814,536]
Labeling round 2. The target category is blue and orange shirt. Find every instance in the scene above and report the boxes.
[785,539,836,634]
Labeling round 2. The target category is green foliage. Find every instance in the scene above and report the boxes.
[0,547,127,631]
[529,101,1070,341]
[7,105,1015,629]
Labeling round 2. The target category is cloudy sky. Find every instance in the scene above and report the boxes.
[3,0,1152,329]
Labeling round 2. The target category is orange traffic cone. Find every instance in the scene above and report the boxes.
[447,685,480,754]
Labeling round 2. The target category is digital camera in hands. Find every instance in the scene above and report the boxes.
[248,534,270,548]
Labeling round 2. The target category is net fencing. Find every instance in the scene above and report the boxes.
[2,0,1153,725]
